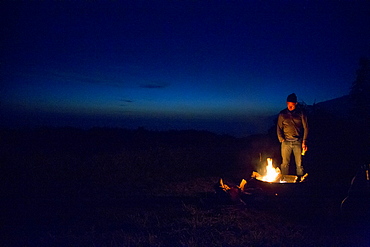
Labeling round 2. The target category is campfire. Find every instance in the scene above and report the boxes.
[252,158,308,183]
[216,158,309,203]
[258,158,281,182]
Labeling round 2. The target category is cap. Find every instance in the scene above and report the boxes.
[287,93,297,103]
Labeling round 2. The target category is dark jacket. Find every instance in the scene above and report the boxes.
[277,108,308,143]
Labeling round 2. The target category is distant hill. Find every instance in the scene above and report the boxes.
[313,95,351,118]
[264,95,352,134]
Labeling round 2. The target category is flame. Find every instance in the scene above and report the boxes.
[260,158,281,182]
[219,178,230,191]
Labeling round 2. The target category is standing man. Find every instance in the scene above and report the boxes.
[277,93,308,177]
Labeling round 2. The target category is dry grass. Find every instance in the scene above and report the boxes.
[1,128,368,246]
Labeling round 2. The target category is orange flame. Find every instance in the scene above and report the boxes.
[260,158,281,182]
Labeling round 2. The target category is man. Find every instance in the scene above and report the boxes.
[277,93,308,177]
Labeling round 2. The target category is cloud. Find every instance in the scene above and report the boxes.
[28,69,128,88]
[119,99,134,107]
[120,99,134,103]
[139,81,170,89]
[48,70,106,84]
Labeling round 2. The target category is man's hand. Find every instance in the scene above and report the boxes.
[302,142,308,152]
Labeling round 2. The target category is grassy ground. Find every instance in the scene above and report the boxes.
[1,128,369,246]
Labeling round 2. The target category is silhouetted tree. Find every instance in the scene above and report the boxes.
[350,57,370,116]
[349,57,370,164]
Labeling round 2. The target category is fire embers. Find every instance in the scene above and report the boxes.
[252,172,308,183]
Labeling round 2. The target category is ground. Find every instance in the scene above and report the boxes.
[1,128,369,246]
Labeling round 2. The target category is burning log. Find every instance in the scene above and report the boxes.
[214,158,309,204]
[252,158,308,183]
[245,158,310,200]
[215,178,249,204]
[300,173,308,182]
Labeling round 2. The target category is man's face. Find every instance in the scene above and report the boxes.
[287,102,297,111]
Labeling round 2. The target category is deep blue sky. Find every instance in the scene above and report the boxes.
[1,1,369,136]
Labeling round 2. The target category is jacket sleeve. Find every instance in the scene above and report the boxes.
[276,114,284,142]
[302,112,308,142]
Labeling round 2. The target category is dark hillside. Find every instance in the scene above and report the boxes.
[308,95,368,183]
[0,109,368,246]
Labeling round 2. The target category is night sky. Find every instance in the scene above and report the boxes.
[1,1,369,137]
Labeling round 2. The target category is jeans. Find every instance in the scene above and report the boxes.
[281,140,304,175]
